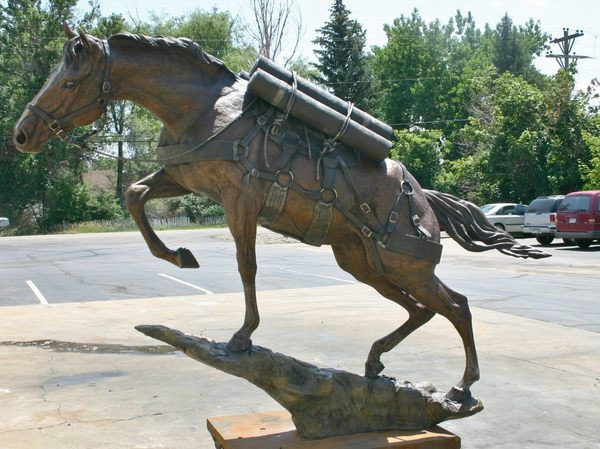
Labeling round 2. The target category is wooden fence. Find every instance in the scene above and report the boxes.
[60,215,226,232]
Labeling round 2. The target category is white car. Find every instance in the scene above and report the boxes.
[480,203,528,234]
[0,217,9,228]
[522,195,565,245]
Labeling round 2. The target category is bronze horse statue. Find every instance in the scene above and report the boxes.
[13,24,548,403]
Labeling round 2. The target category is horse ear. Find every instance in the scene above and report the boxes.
[77,29,92,50]
[63,21,77,39]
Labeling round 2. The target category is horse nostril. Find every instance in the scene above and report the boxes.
[15,130,27,146]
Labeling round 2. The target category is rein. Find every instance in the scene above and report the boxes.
[71,99,256,164]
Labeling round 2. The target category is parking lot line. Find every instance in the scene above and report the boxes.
[158,273,214,294]
[279,269,357,284]
[25,280,48,305]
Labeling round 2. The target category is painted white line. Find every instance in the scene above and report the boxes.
[26,280,48,305]
[158,273,214,294]
[279,269,357,284]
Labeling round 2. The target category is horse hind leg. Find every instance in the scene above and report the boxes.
[405,277,480,402]
[126,168,199,268]
[365,294,435,378]
[331,243,436,378]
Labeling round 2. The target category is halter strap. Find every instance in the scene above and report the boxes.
[27,39,112,142]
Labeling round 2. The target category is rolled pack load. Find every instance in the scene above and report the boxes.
[248,69,391,162]
[250,56,393,141]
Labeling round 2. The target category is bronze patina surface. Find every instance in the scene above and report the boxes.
[13,24,549,436]
[137,325,481,439]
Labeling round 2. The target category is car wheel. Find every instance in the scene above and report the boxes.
[575,239,592,249]
[562,238,575,245]
[493,223,505,231]
[536,235,554,246]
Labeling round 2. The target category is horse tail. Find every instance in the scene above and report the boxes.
[423,189,550,259]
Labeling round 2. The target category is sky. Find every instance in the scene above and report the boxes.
[75,0,600,92]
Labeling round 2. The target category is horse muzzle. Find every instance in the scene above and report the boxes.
[13,114,47,154]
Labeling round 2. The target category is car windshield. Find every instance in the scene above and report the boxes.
[558,195,591,212]
[527,198,558,213]
[480,204,496,214]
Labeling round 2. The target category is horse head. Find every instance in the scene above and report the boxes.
[13,22,110,153]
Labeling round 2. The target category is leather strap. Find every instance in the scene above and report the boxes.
[380,234,443,265]
[157,139,239,164]
[304,200,334,246]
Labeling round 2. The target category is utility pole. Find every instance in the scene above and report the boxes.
[546,28,591,68]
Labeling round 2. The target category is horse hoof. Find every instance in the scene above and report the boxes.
[445,386,472,403]
[175,247,199,268]
[227,334,252,352]
[364,360,385,378]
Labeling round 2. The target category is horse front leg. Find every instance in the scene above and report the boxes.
[125,168,199,268]
[221,189,260,352]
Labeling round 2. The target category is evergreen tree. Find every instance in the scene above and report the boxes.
[312,0,373,110]
[492,14,547,81]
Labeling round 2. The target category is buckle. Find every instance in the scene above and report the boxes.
[412,214,421,226]
[361,226,373,238]
[389,211,398,223]
[102,81,111,93]
[232,140,247,160]
[360,203,371,214]
[55,129,69,141]
[257,115,267,126]
[49,120,60,131]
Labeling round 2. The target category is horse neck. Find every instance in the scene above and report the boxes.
[108,41,237,140]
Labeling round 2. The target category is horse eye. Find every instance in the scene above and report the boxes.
[63,81,76,89]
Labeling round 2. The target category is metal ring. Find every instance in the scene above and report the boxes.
[275,170,294,187]
[401,181,414,195]
[319,188,338,204]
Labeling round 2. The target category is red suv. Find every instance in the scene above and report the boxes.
[556,190,600,248]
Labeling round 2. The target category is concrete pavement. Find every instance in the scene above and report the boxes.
[1,283,599,449]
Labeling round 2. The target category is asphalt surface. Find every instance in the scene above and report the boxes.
[0,228,598,332]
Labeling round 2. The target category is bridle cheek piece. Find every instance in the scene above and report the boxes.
[27,39,112,142]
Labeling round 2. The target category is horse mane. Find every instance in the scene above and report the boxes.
[106,33,238,79]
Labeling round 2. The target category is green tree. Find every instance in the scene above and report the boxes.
[0,0,86,230]
[544,68,591,194]
[313,0,373,109]
[492,14,547,82]
[372,9,485,132]
[390,129,444,189]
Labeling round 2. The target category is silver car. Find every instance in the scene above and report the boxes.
[480,203,528,234]
[0,217,9,228]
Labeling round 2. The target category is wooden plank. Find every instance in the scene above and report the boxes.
[208,411,460,449]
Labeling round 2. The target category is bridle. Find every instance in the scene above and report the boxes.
[27,39,112,142]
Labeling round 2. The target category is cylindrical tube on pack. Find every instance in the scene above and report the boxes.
[250,56,393,141]
[248,69,391,162]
